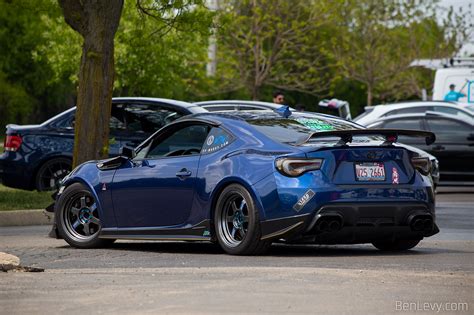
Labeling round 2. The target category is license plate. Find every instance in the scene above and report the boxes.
[355,162,385,181]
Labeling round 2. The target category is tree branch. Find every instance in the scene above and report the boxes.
[58,0,86,35]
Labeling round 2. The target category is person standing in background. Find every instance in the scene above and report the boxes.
[273,91,285,104]
[444,84,466,101]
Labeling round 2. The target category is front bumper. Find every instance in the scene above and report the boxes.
[260,202,438,244]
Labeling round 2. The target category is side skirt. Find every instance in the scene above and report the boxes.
[99,219,212,242]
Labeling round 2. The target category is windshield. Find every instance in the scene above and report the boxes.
[466,105,474,113]
[247,116,362,144]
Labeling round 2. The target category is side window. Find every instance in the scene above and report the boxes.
[384,107,430,117]
[433,107,472,120]
[202,127,233,154]
[426,118,471,133]
[146,124,211,158]
[124,103,183,134]
[203,105,236,112]
[238,105,265,111]
[110,103,127,132]
[57,116,75,129]
[382,119,423,129]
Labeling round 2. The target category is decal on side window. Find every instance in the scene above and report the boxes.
[202,127,232,154]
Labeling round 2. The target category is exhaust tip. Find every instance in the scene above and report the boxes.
[318,220,329,232]
[423,219,433,230]
[409,215,433,232]
[315,215,343,233]
[329,220,341,232]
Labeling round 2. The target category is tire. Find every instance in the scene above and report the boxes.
[214,184,271,255]
[35,158,72,191]
[56,183,114,248]
[372,239,421,251]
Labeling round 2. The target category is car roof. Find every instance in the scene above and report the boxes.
[355,101,474,124]
[114,97,200,109]
[41,97,207,126]
[366,111,474,126]
[195,100,296,110]
[181,110,360,127]
[366,101,460,111]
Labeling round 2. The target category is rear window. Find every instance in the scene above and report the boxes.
[353,108,373,121]
[247,117,361,144]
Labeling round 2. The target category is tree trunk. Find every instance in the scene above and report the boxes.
[59,0,123,167]
[366,84,373,106]
[251,84,260,100]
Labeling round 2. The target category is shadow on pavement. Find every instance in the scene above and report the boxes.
[97,241,463,257]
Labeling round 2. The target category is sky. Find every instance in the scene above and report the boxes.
[438,0,474,56]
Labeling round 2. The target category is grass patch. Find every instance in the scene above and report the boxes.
[0,184,52,211]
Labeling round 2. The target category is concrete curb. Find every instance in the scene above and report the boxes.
[0,210,53,227]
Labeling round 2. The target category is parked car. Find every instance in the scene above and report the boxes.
[50,110,438,255]
[0,97,207,191]
[197,102,440,188]
[366,112,474,183]
[354,101,474,126]
[195,100,296,112]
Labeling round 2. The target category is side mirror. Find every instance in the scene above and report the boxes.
[467,134,474,142]
[120,146,136,159]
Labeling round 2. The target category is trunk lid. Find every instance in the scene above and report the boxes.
[304,144,415,185]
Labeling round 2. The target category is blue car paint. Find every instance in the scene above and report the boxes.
[56,111,437,243]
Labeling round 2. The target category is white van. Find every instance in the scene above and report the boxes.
[432,64,474,103]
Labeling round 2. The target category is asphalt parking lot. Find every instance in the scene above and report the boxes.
[0,187,473,315]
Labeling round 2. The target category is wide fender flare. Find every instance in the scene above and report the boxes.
[209,176,267,221]
[56,177,105,222]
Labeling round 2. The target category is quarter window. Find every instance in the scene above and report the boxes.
[202,127,233,154]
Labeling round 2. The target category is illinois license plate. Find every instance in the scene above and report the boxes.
[355,162,385,181]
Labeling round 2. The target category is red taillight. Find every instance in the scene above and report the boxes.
[4,135,22,152]
[275,158,323,177]
[411,157,431,175]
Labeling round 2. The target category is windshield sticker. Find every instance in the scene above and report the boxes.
[296,118,335,131]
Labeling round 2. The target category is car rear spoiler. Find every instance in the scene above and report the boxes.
[297,129,436,146]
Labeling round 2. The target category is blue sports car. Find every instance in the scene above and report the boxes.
[52,110,439,255]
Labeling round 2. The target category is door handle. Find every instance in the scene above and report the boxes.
[432,145,445,151]
[176,168,192,179]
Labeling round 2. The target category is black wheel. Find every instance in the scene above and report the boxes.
[56,183,114,248]
[372,239,421,251]
[35,158,72,191]
[214,184,271,255]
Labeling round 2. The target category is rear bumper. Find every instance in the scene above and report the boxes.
[0,153,33,190]
[260,202,438,244]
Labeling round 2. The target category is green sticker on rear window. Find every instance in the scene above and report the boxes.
[296,118,335,131]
